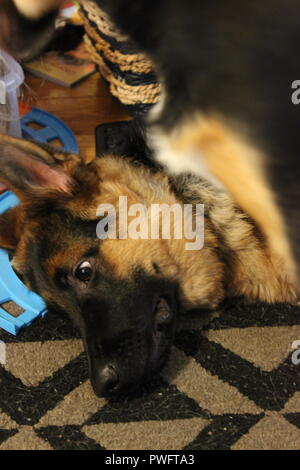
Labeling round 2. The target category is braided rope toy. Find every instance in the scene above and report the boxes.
[79,0,160,116]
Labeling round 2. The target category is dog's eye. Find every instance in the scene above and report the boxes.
[75,261,93,283]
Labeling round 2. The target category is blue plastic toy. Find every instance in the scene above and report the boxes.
[0,191,48,334]
[0,108,78,335]
[21,107,79,154]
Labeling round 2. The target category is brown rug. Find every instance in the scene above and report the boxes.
[0,299,300,450]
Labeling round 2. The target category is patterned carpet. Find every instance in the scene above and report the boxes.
[0,300,300,450]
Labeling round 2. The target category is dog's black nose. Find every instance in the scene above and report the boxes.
[94,363,119,397]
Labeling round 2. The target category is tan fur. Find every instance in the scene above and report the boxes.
[179,175,296,303]
[8,1,296,300]
[76,156,296,309]
[157,114,296,288]
[12,0,63,19]
[0,138,296,315]
[73,157,225,310]
[7,3,296,303]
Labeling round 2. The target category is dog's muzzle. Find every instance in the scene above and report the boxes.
[86,296,176,398]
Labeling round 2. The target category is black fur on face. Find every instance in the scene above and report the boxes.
[0,129,181,400]
[17,206,178,398]
[79,273,178,397]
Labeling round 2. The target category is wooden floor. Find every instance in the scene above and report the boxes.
[24,72,129,162]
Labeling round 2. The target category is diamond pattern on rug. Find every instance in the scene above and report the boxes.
[0,302,299,450]
[184,413,263,451]
[0,429,18,446]
[0,426,53,450]
[231,412,300,450]
[4,340,83,386]
[36,425,105,450]
[162,348,262,415]
[175,330,300,411]
[207,326,300,371]
[85,379,209,425]
[284,413,300,430]
[0,411,17,429]
[0,353,89,425]
[38,380,105,427]
[83,418,208,450]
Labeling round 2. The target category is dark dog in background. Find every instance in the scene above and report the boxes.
[0,128,296,397]
[1,0,300,290]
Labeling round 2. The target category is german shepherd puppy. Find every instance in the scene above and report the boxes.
[0,132,296,397]
[1,1,300,290]
[0,1,300,396]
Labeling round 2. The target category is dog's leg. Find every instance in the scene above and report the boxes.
[149,113,297,287]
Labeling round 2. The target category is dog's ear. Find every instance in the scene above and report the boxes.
[0,205,24,250]
[0,135,77,201]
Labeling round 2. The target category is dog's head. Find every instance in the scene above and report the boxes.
[0,136,224,397]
